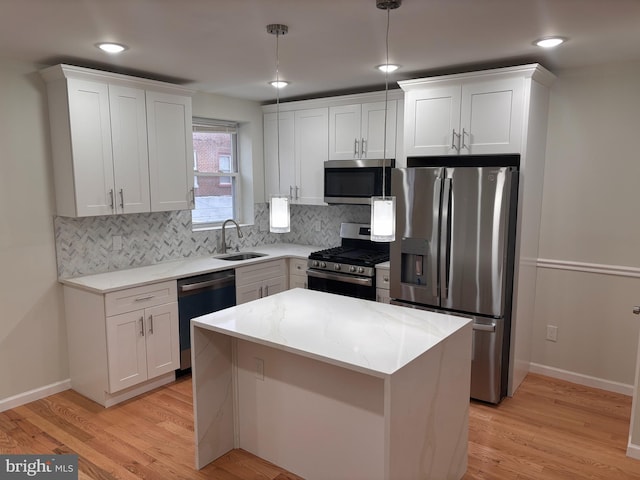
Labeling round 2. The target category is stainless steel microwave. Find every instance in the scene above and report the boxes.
[324,159,395,205]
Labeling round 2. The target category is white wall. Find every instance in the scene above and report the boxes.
[532,61,640,389]
[0,59,68,401]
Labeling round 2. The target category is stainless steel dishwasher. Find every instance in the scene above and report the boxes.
[177,270,236,371]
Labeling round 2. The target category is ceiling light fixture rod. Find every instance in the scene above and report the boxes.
[267,24,288,198]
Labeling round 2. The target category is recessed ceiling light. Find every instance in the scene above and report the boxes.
[96,42,128,54]
[534,37,567,49]
[376,64,400,73]
[269,80,289,88]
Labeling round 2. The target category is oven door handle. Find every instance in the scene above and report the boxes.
[307,269,373,287]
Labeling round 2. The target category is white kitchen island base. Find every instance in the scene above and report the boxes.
[192,289,471,480]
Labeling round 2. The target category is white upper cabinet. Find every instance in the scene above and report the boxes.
[264,108,328,205]
[40,64,194,217]
[329,101,397,160]
[146,91,194,212]
[401,73,524,156]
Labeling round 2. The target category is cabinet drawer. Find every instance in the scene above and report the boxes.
[236,260,287,286]
[289,258,308,276]
[105,280,177,316]
[376,268,390,290]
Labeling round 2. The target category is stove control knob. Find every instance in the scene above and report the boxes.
[334,264,341,271]
[312,260,319,267]
[320,262,326,268]
[349,266,356,273]
[358,267,365,273]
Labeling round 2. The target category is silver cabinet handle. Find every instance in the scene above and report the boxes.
[265,284,269,296]
[354,138,359,157]
[109,189,114,210]
[451,129,460,152]
[190,187,195,208]
[461,128,469,151]
[259,286,263,298]
[139,316,144,336]
[119,189,125,209]
[361,138,366,157]
[633,306,640,315]
[134,295,155,302]
[148,314,154,334]
[289,185,293,199]
[295,186,299,200]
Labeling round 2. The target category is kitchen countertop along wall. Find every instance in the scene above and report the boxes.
[60,243,319,294]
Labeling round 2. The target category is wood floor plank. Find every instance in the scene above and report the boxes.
[1,373,638,479]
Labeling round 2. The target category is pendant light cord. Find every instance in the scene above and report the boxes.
[275,31,282,196]
[382,6,390,201]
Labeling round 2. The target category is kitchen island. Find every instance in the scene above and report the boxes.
[191,288,472,480]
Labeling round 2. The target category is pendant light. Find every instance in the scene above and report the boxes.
[370,0,400,242]
[267,23,291,233]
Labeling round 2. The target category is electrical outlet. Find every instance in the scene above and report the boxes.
[255,357,264,381]
[313,220,321,232]
[546,325,558,342]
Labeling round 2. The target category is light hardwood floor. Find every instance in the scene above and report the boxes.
[0,373,638,479]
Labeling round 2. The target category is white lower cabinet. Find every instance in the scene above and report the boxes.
[236,260,288,305]
[289,258,308,289]
[106,301,179,393]
[63,280,179,407]
[376,266,391,304]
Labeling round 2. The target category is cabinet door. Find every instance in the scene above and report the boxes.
[264,111,295,199]
[361,101,397,159]
[106,310,148,393]
[289,275,308,289]
[144,302,180,379]
[236,282,263,305]
[460,78,524,154]
[328,104,362,160]
[294,108,328,205]
[67,78,115,216]
[146,91,194,211]
[403,85,461,156]
[263,276,288,297]
[108,85,150,214]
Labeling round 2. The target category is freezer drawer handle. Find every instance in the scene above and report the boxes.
[473,322,496,333]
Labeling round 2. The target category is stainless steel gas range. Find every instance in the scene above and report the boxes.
[307,223,390,301]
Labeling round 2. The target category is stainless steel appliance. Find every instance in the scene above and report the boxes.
[324,159,394,205]
[390,163,518,404]
[307,223,389,300]
[177,270,236,371]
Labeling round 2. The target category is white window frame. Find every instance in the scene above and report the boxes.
[192,118,240,230]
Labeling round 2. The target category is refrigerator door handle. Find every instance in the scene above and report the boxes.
[431,177,442,299]
[473,322,497,333]
[441,177,453,299]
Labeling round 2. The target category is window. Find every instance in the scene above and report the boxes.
[191,118,239,228]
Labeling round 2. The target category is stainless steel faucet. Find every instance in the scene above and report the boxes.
[221,219,243,253]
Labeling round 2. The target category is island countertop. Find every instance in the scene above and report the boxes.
[191,288,471,378]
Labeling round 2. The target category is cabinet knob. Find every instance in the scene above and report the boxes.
[633,306,640,315]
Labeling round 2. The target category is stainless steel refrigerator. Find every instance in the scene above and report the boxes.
[390,164,518,404]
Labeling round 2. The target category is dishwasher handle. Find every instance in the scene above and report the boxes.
[178,271,236,294]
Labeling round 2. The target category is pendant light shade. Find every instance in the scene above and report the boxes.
[370,0,400,242]
[270,195,290,233]
[370,196,396,241]
[267,23,291,234]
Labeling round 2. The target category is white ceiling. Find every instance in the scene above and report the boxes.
[2,0,640,103]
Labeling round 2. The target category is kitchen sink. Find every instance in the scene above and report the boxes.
[216,252,268,261]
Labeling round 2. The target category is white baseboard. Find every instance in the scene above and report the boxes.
[529,363,633,396]
[0,379,71,413]
[627,442,640,460]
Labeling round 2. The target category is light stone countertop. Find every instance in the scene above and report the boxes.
[192,288,471,378]
[59,243,320,294]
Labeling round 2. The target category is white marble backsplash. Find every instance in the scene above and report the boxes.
[54,203,369,278]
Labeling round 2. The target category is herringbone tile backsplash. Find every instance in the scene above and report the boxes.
[55,203,369,278]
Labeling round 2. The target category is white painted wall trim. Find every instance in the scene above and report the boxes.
[537,258,640,279]
[0,379,71,413]
[627,442,640,460]
[529,363,633,396]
